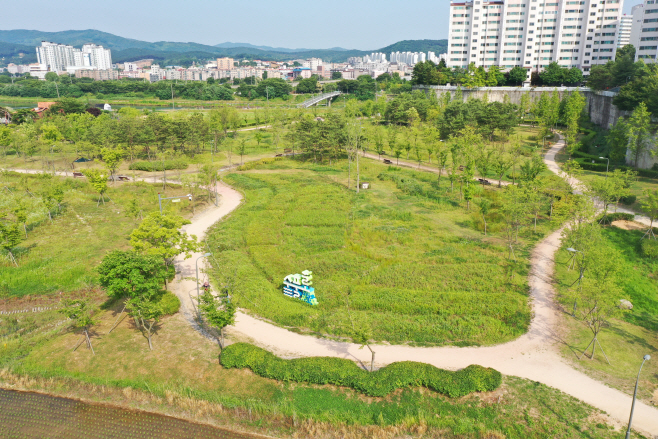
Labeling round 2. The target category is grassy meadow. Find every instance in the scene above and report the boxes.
[0,171,207,299]
[206,156,558,347]
[554,225,658,403]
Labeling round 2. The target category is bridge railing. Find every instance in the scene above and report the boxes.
[299,91,342,108]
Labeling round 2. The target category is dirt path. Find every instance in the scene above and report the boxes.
[6,140,658,436]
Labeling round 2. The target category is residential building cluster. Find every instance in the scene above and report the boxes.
[34,41,112,78]
[628,0,658,62]
[345,51,447,78]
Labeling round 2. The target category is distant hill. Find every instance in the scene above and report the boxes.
[378,39,449,55]
[215,42,350,53]
[0,29,447,66]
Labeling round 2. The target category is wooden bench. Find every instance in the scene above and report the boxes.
[73,172,84,178]
[117,176,130,181]
[283,148,292,154]
[478,178,492,185]
[275,154,283,157]
[383,159,393,165]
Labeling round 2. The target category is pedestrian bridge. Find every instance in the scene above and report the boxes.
[298,91,342,108]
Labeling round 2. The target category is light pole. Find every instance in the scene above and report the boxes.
[195,252,212,314]
[158,193,192,213]
[625,354,651,439]
[599,156,609,177]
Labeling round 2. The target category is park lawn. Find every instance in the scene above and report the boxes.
[574,170,658,213]
[0,302,628,438]
[0,172,208,298]
[554,225,658,403]
[206,156,557,347]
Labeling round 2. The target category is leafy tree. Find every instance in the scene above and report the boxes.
[492,145,513,188]
[519,154,546,183]
[199,287,236,348]
[296,76,320,94]
[130,212,199,267]
[83,169,109,206]
[500,185,528,260]
[587,63,615,91]
[59,299,98,355]
[44,72,59,82]
[540,62,566,86]
[587,177,618,224]
[12,202,28,238]
[126,291,164,350]
[507,66,528,86]
[641,189,658,239]
[100,147,123,181]
[98,250,168,301]
[477,198,492,235]
[331,71,343,80]
[625,102,653,167]
[0,221,22,266]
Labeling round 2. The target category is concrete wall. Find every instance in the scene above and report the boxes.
[414,85,626,129]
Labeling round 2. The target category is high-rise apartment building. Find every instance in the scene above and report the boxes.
[629,0,658,62]
[217,57,235,70]
[447,0,624,73]
[36,41,112,73]
[618,14,633,47]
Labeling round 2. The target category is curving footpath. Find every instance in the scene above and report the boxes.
[6,136,658,436]
[171,136,658,437]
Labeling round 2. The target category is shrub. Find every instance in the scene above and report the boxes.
[620,194,637,205]
[236,157,282,171]
[601,212,635,222]
[641,239,658,259]
[220,342,502,398]
[129,160,188,171]
[158,291,180,315]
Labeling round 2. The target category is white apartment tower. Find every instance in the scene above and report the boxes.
[448,0,624,73]
[629,0,658,62]
[36,41,112,73]
[618,14,633,48]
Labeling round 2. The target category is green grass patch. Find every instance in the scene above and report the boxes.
[206,157,554,346]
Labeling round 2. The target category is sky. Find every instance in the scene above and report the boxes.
[0,0,646,50]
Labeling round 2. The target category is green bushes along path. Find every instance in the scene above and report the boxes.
[221,343,502,398]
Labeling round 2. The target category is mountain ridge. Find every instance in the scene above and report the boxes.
[0,29,447,66]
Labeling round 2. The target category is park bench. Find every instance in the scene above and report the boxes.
[383,159,393,164]
[284,148,292,154]
[275,154,283,157]
[117,176,130,181]
[72,172,84,178]
[478,178,492,185]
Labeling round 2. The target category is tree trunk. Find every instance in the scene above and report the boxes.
[483,215,487,236]
[368,345,375,372]
[84,329,95,355]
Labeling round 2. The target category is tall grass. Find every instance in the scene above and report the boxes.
[206,158,549,346]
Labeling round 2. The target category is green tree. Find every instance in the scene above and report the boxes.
[130,212,199,267]
[198,287,236,348]
[507,66,528,86]
[12,202,28,238]
[98,250,167,301]
[626,102,653,167]
[83,169,109,206]
[126,291,164,350]
[641,189,658,239]
[100,147,123,182]
[0,221,22,266]
[540,62,566,86]
[59,299,98,355]
[477,198,492,235]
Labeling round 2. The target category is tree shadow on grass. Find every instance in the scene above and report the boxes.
[606,324,658,354]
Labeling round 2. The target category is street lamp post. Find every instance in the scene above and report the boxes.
[195,252,212,315]
[158,193,192,213]
[599,156,609,176]
[625,355,651,439]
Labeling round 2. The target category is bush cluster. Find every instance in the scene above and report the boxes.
[573,158,658,179]
[158,291,180,315]
[599,212,635,222]
[619,194,637,205]
[128,160,189,171]
[220,343,502,398]
[236,157,283,171]
[641,239,658,259]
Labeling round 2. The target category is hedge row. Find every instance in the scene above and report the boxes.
[220,342,502,398]
[641,239,658,259]
[128,160,189,171]
[599,212,635,223]
[573,158,658,179]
